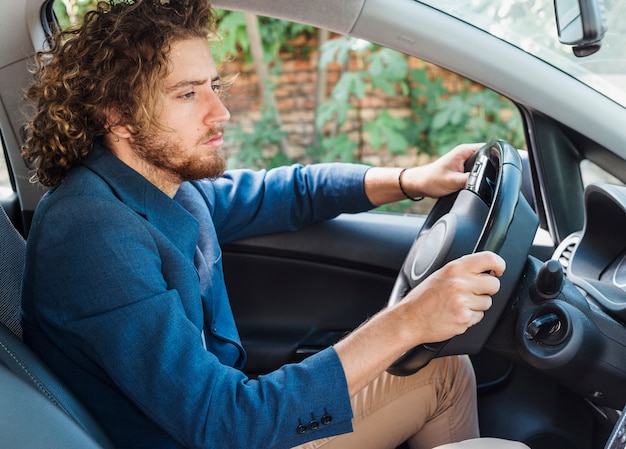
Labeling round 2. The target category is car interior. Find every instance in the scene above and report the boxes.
[0,204,112,448]
[2,0,626,448]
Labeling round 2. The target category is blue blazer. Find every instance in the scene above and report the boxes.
[21,144,373,449]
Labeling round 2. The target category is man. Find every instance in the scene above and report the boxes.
[20,1,528,448]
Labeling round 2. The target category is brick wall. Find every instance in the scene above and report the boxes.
[219,36,470,171]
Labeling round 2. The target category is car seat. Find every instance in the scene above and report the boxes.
[0,203,113,448]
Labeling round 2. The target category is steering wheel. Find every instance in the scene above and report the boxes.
[387,140,538,376]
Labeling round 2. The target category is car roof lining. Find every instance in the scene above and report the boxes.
[211,0,366,34]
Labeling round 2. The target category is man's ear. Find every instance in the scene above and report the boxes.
[104,107,132,140]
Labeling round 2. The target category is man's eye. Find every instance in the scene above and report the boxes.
[211,83,227,99]
[180,91,195,100]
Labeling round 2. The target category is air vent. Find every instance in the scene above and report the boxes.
[552,233,581,276]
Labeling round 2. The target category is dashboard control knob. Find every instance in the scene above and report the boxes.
[533,259,564,301]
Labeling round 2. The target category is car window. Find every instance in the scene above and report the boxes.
[419,0,626,109]
[212,11,526,215]
[51,2,526,215]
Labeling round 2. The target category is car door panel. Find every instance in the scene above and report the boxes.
[223,212,421,376]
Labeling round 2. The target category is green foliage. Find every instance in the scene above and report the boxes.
[315,71,364,128]
[367,47,409,95]
[410,77,525,156]
[306,133,360,164]
[225,101,291,170]
[364,111,409,154]
[211,10,249,64]
[257,16,313,59]
[319,36,356,67]
[316,37,525,163]
[213,10,315,67]
[53,0,99,29]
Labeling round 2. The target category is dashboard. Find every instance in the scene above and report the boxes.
[489,183,626,409]
[569,184,626,321]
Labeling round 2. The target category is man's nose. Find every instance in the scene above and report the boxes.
[205,90,231,125]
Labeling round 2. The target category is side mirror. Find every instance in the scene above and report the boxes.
[553,0,608,57]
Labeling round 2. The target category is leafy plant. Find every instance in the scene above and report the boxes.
[214,11,314,67]
[364,111,409,154]
[315,36,524,164]
[410,77,525,156]
[306,133,359,164]
[225,100,291,170]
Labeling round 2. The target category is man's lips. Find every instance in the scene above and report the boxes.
[202,131,224,147]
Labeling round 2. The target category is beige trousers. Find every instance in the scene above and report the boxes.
[293,355,529,449]
[434,438,529,448]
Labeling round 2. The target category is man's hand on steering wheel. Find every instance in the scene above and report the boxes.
[362,143,482,206]
[400,143,483,200]
[392,251,506,346]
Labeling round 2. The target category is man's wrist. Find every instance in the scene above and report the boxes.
[398,168,424,202]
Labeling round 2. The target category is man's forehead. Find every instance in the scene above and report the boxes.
[164,38,217,87]
[168,38,215,61]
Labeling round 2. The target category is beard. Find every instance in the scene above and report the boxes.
[130,126,227,184]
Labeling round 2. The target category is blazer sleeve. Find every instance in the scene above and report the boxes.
[181,163,374,243]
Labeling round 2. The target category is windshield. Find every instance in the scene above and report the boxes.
[419,0,626,108]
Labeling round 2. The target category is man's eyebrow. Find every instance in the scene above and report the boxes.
[166,76,221,92]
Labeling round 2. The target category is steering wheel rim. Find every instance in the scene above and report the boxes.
[387,140,524,376]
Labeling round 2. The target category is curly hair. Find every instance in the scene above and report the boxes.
[22,0,217,188]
